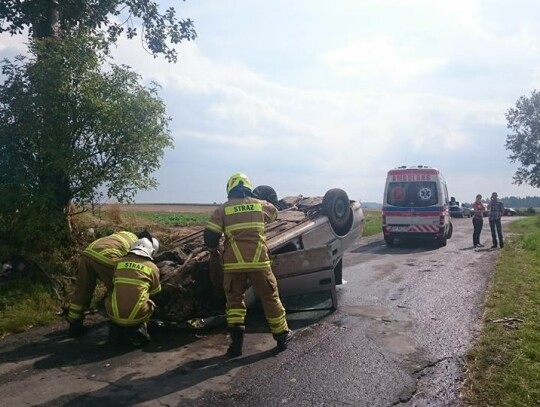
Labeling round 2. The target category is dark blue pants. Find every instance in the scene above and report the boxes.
[489,218,504,247]
[472,218,483,246]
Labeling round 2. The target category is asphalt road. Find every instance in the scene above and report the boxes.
[0,216,515,406]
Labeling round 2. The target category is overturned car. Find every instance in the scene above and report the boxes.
[152,187,365,325]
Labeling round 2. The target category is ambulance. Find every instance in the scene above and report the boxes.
[382,165,453,247]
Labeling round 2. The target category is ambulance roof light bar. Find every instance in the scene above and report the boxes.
[396,165,432,169]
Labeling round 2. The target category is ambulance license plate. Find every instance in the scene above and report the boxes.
[389,226,408,232]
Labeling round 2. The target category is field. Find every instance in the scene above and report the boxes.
[109,204,382,237]
[108,203,220,213]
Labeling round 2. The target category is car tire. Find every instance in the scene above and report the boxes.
[385,237,395,246]
[322,188,353,236]
[447,222,453,239]
[438,237,447,247]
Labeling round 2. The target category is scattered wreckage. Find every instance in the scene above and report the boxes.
[152,187,365,327]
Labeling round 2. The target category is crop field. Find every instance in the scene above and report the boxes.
[134,211,210,227]
[119,205,383,238]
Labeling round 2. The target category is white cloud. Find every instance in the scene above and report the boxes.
[435,0,482,32]
[110,30,525,202]
[3,1,540,203]
[0,31,28,52]
[321,36,447,81]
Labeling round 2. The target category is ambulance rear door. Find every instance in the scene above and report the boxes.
[384,180,441,235]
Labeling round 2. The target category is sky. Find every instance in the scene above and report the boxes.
[2,0,540,204]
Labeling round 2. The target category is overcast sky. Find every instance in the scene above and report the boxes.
[2,0,540,204]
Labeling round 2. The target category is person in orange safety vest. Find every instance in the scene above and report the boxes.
[203,172,293,357]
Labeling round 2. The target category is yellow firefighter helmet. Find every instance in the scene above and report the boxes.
[226,172,253,195]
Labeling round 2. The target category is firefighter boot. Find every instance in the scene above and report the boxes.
[68,319,87,337]
[275,330,294,352]
[226,326,245,357]
[128,324,151,348]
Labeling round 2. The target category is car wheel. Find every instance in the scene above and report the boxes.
[385,236,395,246]
[438,237,447,247]
[446,222,453,239]
[334,259,343,285]
[322,188,353,236]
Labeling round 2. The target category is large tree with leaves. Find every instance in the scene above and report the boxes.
[505,90,540,189]
[0,34,173,252]
[0,2,195,254]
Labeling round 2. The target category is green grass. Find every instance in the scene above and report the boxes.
[126,209,383,237]
[363,209,382,237]
[463,215,540,406]
[0,279,59,336]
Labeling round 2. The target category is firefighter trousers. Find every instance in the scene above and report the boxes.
[224,268,289,336]
[67,255,115,322]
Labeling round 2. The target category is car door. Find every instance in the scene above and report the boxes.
[271,245,338,310]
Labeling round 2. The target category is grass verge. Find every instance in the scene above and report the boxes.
[462,215,540,406]
[0,279,59,336]
[363,209,382,237]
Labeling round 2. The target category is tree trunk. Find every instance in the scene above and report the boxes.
[33,0,61,39]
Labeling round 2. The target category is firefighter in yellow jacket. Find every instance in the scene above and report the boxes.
[67,230,139,336]
[204,172,293,357]
[105,236,161,347]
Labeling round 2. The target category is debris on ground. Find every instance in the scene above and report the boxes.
[486,317,524,330]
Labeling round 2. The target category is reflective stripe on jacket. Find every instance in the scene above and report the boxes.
[206,197,278,273]
[105,254,161,326]
[83,231,138,267]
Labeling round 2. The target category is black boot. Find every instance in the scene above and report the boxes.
[68,320,87,337]
[274,330,294,352]
[227,326,245,357]
[109,322,123,345]
[128,324,151,347]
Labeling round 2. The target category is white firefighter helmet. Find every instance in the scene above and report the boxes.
[129,237,159,259]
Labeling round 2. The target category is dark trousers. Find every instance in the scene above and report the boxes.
[472,218,483,246]
[489,218,504,247]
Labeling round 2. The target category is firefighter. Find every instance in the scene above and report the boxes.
[67,230,141,336]
[105,236,161,347]
[204,172,293,357]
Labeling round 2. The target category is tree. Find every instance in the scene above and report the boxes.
[0,34,173,252]
[0,0,196,62]
[0,2,195,255]
[506,90,540,189]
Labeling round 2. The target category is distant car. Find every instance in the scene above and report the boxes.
[461,205,472,217]
[449,205,465,218]
[503,208,517,216]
